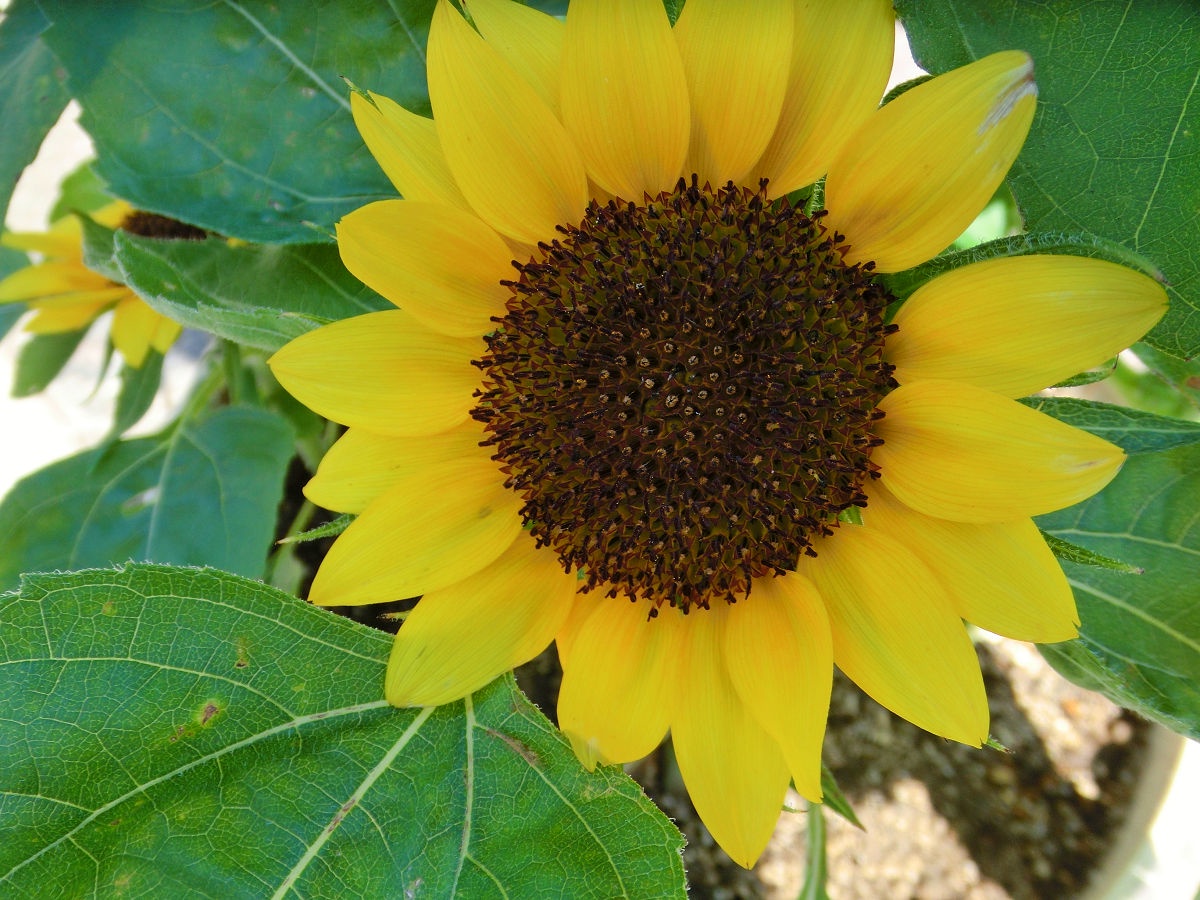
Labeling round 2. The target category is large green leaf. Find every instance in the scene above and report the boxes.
[0,0,71,223]
[113,232,389,350]
[36,1,438,244]
[1037,442,1200,739]
[0,564,686,898]
[896,1,1200,359]
[0,406,294,591]
[1024,396,1200,454]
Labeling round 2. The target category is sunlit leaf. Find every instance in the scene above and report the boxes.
[0,564,687,897]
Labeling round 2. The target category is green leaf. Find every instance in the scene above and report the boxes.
[0,0,71,223]
[106,352,165,442]
[819,763,862,830]
[49,162,112,221]
[114,232,389,351]
[0,564,687,898]
[0,406,294,591]
[1039,531,1143,575]
[1037,443,1200,740]
[37,1,440,244]
[11,327,90,397]
[1129,341,1200,413]
[1022,396,1200,454]
[896,1,1200,359]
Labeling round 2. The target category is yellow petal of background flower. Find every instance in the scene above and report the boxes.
[466,0,565,114]
[309,456,522,606]
[149,316,182,355]
[825,51,1037,272]
[561,0,689,199]
[876,380,1126,522]
[350,91,471,211]
[306,423,491,514]
[23,297,116,333]
[110,295,159,368]
[887,255,1168,398]
[752,0,894,197]
[267,309,482,437]
[428,0,587,245]
[558,595,682,769]
[0,260,114,301]
[673,0,793,186]
[337,199,513,337]
[386,536,575,706]
[801,525,990,745]
[864,481,1078,642]
[724,573,832,801]
[671,603,792,868]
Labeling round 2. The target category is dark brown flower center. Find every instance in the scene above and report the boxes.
[119,211,208,241]
[473,177,896,612]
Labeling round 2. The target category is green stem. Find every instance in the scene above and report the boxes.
[797,801,830,900]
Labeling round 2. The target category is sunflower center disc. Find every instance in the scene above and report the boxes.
[473,177,897,612]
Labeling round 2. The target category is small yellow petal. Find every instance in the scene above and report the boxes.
[309,455,522,606]
[801,525,990,745]
[561,0,689,199]
[825,51,1037,272]
[558,594,683,769]
[350,91,471,211]
[887,256,1168,398]
[110,295,157,367]
[337,199,513,338]
[864,481,1078,642]
[267,309,482,437]
[465,0,565,114]
[428,0,587,244]
[724,573,831,801]
[671,603,792,868]
[22,296,117,332]
[753,0,894,196]
[305,423,491,515]
[386,535,575,706]
[876,380,1126,522]
[0,260,114,302]
[149,316,182,355]
[673,0,794,185]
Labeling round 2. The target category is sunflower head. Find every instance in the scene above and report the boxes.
[269,0,1167,869]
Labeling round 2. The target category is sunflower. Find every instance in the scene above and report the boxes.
[269,0,1167,867]
[0,201,184,368]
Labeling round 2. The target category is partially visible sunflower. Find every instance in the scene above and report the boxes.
[0,201,188,368]
[269,0,1167,866]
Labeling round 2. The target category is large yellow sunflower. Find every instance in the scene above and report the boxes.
[269,0,1167,867]
[0,201,183,368]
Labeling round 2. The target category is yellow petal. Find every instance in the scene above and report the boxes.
[465,0,565,114]
[801,524,989,745]
[267,309,482,437]
[386,535,575,706]
[673,0,794,186]
[825,51,1037,272]
[309,455,522,606]
[561,0,689,199]
[149,315,182,355]
[110,295,158,367]
[724,573,831,801]
[671,603,792,868]
[0,260,114,302]
[864,481,1078,642]
[337,199,513,338]
[305,422,491,514]
[876,380,1126,522]
[753,0,894,196]
[558,594,683,769]
[350,91,471,211]
[427,0,587,244]
[887,255,1168,398]
[22,296,117,333]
